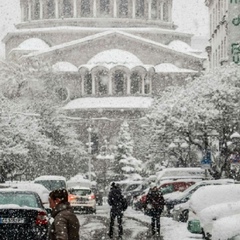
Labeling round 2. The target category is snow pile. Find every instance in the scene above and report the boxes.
[155,63,197,73]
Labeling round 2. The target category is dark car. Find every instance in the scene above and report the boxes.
[0,189,49,240]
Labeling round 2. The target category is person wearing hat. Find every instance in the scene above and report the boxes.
[107,182,127,239]
[145,185,165,236]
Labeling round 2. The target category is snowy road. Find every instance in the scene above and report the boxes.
[76,205,203,240]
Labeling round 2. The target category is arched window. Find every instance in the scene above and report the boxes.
[136,0,144,18]
[151,0,157,19]
[119,0,129,18]
[46,0,55,19]
[130,72,141,94]
[84,73,92,95]
[163,2,168,21]
[144,76,150,94]
[81,0,91,17]
[97,71,109,95]
[114,71,125,95]
[100,0,110,17]
[63,0,73,18]
[33,0,40,20]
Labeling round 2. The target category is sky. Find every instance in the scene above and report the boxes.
[0,0,209,59]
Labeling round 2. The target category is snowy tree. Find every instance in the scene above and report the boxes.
[0,61,87,181]
[146,64,240,179]
[114,121,142,180]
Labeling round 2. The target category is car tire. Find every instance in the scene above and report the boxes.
[179,210,189,222]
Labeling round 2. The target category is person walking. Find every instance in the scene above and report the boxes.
[108,182,128,239]
[48,188,80,240]
[145,185,165,236]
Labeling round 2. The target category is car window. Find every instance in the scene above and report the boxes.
[0,192,40,208]
[34,180,66,191]
[160,185,174,194]
[68,189,91,196]
[125,184,140,192]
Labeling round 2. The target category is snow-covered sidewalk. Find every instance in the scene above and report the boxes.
[125,208,202,240]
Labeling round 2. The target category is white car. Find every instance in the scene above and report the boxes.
[188,184,240,239]
[68,187,96,213]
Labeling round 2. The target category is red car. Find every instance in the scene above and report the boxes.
[133,180,195,210]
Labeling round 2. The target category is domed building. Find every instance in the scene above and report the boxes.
[2,0,206,150]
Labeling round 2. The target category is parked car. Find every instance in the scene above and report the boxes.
[0,189,49,240]
[165,179,235,219]
[187,184,240,239]
[34,175,67,191]
[92,187,103,206]
[155,167,205,185]
[68,187,96,213]
[211,213,240,240]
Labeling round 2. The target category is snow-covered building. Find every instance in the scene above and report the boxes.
[2,0,206,148]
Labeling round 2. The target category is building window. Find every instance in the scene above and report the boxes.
[119,0,129,18]
[46,0,55,19]
[97,71,108,95]
[23,4,28,21]
[136,0,144,18]
[84,73,92,95]
[151,0,157,19]
[163,2,168,21]
[81,0,91,17]
[100,0,110,17]
[144,77,150,94]
[63,0,73,18]
[114,71,125,95]
[33,0,40,20]
[130,72,141,94]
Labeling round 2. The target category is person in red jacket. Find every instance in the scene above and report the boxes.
[145,186,165,236]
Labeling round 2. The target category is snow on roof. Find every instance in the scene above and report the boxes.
[17,38,50,50]
[22,30,205,60]
[88,49,143,65]
[154,63,198,73]
[34,175,66,181]
[52,61,78,72]
[63,96,153,110]
[168,40,200,53]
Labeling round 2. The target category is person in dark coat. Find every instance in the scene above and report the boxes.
[145,185,165,236]
[108,182,125,239]
[48,188,80,240]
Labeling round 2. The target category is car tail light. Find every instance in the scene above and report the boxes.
[89,194,95,200]
[36,211,48,225]
[69,195,76,202]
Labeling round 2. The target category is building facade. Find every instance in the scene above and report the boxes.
[2,0,206,150]
[205,0,240,68]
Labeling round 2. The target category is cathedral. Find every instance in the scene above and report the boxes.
[2,0,206,150]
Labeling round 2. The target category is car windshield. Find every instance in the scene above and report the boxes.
[0,192,40,208]
[125,184,141,192]
[68,189,91,196]
[34,180,66,191]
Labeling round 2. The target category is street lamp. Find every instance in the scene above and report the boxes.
[87,127,93,182]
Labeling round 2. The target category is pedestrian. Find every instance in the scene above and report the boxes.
[145,185,165,236]
[48,188,80,240]
[108,182,128,239]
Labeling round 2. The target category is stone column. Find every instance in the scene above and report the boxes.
[55,0,59,18]
[168,3,172,22]
[148,0,152,20]
[127,74,131,94]
[39,0,43,19]
[73,0,77,17]
[28,0,32,20]
[21,4,25,21]
[108,73,113,95]
[141,75,145,94]
[81,74,85,95]
[93,0,97,17]
[160,2,163,20]
[113,0,117,17]
[92,73,96,95]
[132,0,136,18]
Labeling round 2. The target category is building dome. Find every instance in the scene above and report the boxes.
[155,63,197,73]
[168,40,196,53]
[52,62,78,72]
[17,38,50,50]
[87,49,143,65]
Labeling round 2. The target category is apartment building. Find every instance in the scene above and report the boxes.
[205,0,240,69]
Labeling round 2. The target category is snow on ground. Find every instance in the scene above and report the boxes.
[94,203,202,240]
